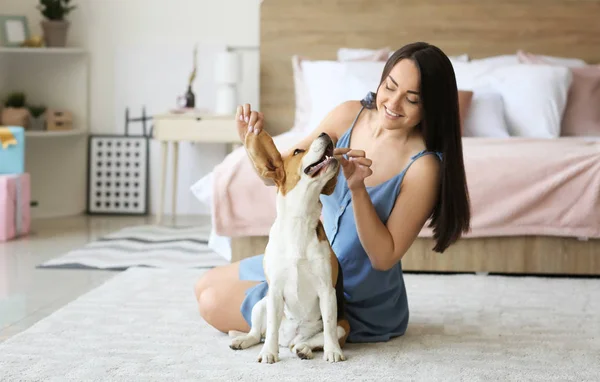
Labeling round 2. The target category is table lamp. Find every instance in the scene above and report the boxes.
[214,49,241,115]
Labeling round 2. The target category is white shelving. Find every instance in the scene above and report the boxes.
[0,47,87,55]
[0,46,90,219]
[25,128,87,138]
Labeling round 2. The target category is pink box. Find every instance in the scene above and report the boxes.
[0,173,31,242]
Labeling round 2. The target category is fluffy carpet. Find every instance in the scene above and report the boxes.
[1,268,599,381]
[38,224,228,270]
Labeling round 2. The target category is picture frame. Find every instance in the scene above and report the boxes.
[0,15,30,47]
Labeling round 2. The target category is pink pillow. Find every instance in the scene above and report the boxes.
[517,51,600,137]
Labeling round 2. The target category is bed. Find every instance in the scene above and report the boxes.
[193,0,600,275]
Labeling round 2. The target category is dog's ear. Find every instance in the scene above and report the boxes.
[321,167,339,195]
[245,130,285,186]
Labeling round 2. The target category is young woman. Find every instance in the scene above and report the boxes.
[194,42,471,343]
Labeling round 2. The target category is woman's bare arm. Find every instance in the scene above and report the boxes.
[351,155,441,271]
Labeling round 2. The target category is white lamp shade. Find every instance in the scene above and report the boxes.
[215,85,237,115]
[215,51,240,85]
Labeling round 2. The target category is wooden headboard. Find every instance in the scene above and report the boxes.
[259,0,600,135]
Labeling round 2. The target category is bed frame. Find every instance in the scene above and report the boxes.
[231,0,600,275]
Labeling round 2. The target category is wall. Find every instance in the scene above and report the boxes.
[1,0,261,218]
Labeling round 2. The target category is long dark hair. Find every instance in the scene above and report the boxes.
[362,42,471,253]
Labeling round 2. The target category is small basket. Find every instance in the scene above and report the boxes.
[46,109,73,131]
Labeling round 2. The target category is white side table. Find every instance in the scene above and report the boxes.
[152,111,241,224]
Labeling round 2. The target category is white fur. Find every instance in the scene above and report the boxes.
[229,135,347,363]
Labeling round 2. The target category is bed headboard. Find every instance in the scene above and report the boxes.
[259,0,600,135]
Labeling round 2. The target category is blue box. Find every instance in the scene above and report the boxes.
[0,126,25,174]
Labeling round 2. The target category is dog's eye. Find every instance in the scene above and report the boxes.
[293,148,305,156]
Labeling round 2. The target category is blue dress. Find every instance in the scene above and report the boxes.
[238,103,442,343]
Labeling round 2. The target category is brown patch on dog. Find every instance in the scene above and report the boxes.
[320,222,341,287]
[330,248,339,286]
[316,220,327,241]
[337,319,351,348]
[244,130,285,187]
[280,149,307,196]
[321,167,339,195]
[244,129,310,196]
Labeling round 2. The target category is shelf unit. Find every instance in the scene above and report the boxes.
[25,128,87,138]
[0,46,90,218]
[0,47,87,55]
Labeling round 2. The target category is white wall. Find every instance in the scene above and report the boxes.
[2,0,261,218]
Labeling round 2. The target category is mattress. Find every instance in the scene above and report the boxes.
[192,136,600,259]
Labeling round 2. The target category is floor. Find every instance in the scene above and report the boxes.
[0,214,209,343]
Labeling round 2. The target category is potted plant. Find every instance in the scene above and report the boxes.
[1,92,31,129]
[37,0,77,47]
[28,104,47,131]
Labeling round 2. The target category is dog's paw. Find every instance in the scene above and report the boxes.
[228,330,247,338]
[292,343,314,360]
[323,348,346,363]
[257,350,279,364]
[229,334,260,350]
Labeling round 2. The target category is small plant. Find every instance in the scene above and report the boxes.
[28,105,47,118]
[38,0,77,21]
[4,92,26,108]
[188,44,198,88]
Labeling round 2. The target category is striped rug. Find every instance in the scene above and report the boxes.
[39,224,229,270]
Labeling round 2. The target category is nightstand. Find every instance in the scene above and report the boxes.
[152,111,241,224]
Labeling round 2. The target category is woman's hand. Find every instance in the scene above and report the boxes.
[334,148,373,191]
[236,104,275,186]
[236,103,264,142]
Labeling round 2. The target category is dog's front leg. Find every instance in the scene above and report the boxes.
[318,285,345,362]
[230,297,266,350]
[258,284,284,364]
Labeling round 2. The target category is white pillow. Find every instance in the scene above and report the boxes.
[449,54,470,63]
[301,60,385,132]
[469,54,520,67]
[462,87,510,138]
[337,47,390,61]
[337,47,470,62]
[452,60,498,90]
[291,55,312,134]
[488,64,572,138]
[452,55,523,90]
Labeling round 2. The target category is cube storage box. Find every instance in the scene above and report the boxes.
[0,126,25,174]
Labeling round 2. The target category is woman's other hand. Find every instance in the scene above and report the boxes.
[236,103,264,142]
[334,148,373,191]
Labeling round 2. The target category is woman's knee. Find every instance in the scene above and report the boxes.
[194,268,218,301]
[197,286,221,329]
[194,262,239,300]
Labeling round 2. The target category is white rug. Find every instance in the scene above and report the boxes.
[1,268,599,381]
[39,225,228,270]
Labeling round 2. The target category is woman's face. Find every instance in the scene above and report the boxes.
[375,59,423,131]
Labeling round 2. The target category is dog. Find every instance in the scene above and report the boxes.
[228,129,350,364]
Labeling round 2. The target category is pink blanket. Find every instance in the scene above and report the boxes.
[212,137,600,239]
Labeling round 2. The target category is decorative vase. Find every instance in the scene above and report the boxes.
[184,86,195,108]
[1,108,31,129]
[41,20,70,47]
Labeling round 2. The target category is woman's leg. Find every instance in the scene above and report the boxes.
[194,261,261,333]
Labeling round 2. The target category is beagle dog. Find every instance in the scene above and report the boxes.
[228,129,350,364]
